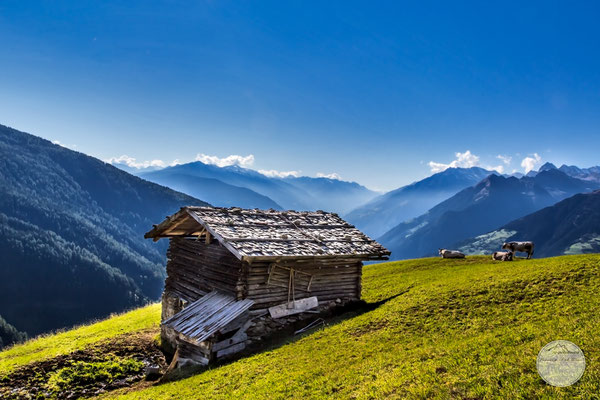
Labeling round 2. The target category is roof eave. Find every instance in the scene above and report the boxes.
[144,207,191,240]
[241,253,391,263]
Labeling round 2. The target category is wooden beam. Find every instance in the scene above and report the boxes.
[145,208,191,239]
[200,223,354,229]
[163,217,192,236]
[186,209,245,261]
[222,238,373,243]
[268,296,318,319]
[242,254,390,263]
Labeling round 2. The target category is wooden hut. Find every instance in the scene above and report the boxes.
[145,206,390,365]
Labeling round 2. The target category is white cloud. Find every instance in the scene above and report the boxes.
[195,153,255,168]
[105,155,178,169]
[428,161,451,173]
[316,172,342,180]
[497,155,512,165]
[258,169,301,178]
[428,150,480,173]
[520,153,542,173]
[107,152,255,171]
[488,165,505,174]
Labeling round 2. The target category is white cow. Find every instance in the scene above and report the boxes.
[492,251,513,261]
[439,249,466,259]
[502,241,534,259]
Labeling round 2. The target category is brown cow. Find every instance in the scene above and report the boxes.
[502,241,534,259]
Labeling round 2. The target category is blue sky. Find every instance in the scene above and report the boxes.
[1,1,599,191]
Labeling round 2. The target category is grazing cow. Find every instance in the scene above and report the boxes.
[492,251,513,261]
[502,241,534,259]
[439,249,466,259]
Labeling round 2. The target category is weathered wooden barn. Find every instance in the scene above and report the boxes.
[145,206,390,365]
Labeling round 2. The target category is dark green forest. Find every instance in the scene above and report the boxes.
[0,314,27,349]
[0,124,208,346]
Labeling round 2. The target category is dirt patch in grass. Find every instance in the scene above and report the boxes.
[0,329,166,399]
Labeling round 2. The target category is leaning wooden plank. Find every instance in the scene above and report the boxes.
[177,296,235,335]
[162,291,219,325]
[268,296,319,319]
[163,291,225,326]
[173,297,255,343]
[164,348,180,375]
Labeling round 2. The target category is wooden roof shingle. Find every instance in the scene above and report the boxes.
[145,206,390,261]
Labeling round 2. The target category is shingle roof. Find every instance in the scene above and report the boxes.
[145,206,390,261]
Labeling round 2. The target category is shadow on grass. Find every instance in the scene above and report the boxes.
[158,286,413,384]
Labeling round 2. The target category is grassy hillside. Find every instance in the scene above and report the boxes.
[3,255,600,399]
[0,304,160,375]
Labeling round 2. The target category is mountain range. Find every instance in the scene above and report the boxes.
[557,164,600,183]
[137,162,377,214]
[139,168,283,210]
[3,122,600,348]
[522,162,600,182]
[459,190,600,257]
[0,124,208,343]
[378,168,600,260]
[345,167,494,238]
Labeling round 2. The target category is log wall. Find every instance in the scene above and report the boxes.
[164,237,243,303]
[246,260,362,310]
[161,238,363,364]
[163,238,363,312]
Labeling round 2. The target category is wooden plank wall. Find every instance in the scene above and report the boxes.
[164,237,243,302]
[246,260,362,310]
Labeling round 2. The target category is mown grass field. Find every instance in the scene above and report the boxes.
[3,255,600,399]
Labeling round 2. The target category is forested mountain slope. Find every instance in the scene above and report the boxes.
[0,124,208,341]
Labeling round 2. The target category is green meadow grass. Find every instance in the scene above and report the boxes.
[107,255,600,399]
[4,255,600,399]
[46,357,145,393]
[0,303,160,374]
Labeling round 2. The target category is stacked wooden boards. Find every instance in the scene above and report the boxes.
[163,291,254,365]
[163,291,254,343]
